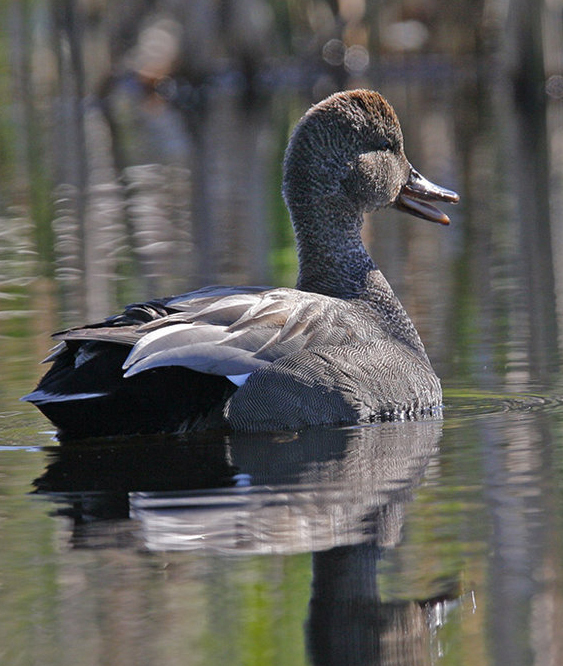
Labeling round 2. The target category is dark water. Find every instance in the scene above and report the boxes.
[2,5,563,665]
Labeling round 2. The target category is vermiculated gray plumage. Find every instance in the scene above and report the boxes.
[22,90,458,439]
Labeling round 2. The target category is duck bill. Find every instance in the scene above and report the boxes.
[395,167,459,225]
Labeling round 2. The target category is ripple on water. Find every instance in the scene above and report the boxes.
[443,389,563,423]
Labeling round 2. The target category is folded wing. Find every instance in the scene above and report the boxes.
[55,286,384,382]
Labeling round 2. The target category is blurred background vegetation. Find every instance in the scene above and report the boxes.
[1,0,562,386]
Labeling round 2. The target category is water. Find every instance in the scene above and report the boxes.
[3,401,563,664]
[2,5,563,665]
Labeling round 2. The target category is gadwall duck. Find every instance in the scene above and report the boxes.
[23,90,459,438]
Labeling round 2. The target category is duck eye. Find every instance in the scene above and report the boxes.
[379,139,393,151]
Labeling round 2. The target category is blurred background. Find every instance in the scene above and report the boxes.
[2,2,563,666]
[1,0,563,394]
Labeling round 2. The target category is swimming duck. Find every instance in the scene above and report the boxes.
[23,89,459,439]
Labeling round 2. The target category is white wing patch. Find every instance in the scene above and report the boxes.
[226,373,252,387]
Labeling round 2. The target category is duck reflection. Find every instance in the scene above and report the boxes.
[35,420,439,551]
[306,543,469,666]
[35,420,467,665]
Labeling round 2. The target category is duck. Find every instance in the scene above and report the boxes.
[22,89,459,439]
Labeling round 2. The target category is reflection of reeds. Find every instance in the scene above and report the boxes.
[5,0,563,379]
[123,163,193,296]
[0,212,45,384]
[0,213,36,301]
[51,162,194,325]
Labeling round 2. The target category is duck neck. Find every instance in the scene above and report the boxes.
[290,198,428,358]
[291,198,376,299]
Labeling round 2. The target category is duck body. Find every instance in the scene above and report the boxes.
[23,90,458,439]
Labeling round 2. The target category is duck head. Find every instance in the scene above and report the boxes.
[283,89,459,224]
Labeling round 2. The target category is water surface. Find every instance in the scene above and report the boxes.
[2,6,563,665]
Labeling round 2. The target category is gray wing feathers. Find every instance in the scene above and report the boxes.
[122,325,270,377]
[122,290,376,379]
[122,303,315,378]
[50,286,390,381]
[55,326,140,346]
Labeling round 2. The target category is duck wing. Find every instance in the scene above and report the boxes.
[23,285,432,438]
[90,287,384,380]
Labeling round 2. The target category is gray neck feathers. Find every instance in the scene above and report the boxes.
[289,199,376,298]
[283,115,375,298]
